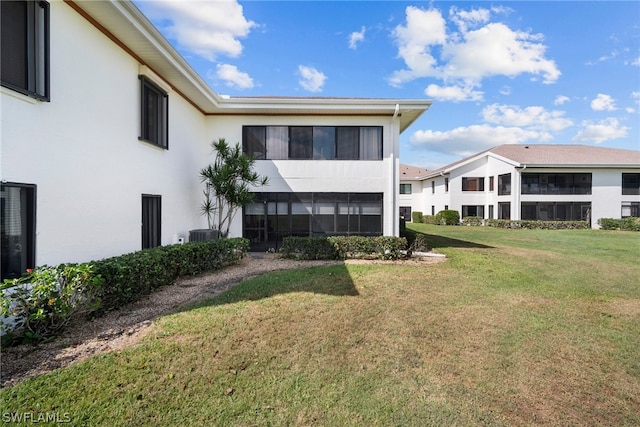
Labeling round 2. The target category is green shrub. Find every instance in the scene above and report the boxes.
[281,236,408,260]
[94,238,249,311]
[598,217,640,231]
[462,216,484,226]
[280,237,339,260]
[1,263,104,344]
[435,210,460,225]
[421,215,438,225]
[486,219,589,230]
[411,211,423,223]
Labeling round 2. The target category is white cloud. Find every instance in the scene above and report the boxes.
[482,104,573,132]
[591,93,617,111]
[425,84,483,102]
[212,64,254,89]
[389,6,560,99]
[572,118,629,143]
[298,65,327,93]
[140,0,255,61]
[631,57,640,67]
[554,95,570,105]
[349,26,366,50]
[410,125,540,156]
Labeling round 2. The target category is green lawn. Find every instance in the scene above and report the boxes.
[2,225,639,426]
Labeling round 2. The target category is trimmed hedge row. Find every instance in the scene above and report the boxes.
[485,219,589,230]
[281,236,408,261]
[598,217,640,231]
[436,210,460,225]
[94,238,249,311]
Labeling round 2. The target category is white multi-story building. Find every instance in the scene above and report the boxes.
[400,144,640,227]
[0,1,431,279]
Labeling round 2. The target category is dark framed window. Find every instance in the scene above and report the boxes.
[139,76,168,149]
[142,194,161,249]
[498,173,511,195]
[289,127,313,159]
[431,181,435,194]
[622,202,640,218]
[622,173,640,195]
[489,176,494,192]
[522,173,591,195]
[488,205,494,219]
[462,177,485,191]
[1,1,50,101]
[431,205,435,216]
[242,126,382,160]
[444,177,449,192]
[399,206,412,221]
[498,202,510,220]
[462,205,484,218]
[1,182,36,281]
[399,183,412,194]
[521,202,590,221]
[243,192,383,251]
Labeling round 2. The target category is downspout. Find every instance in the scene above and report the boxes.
[391,104,400,236]
[515,164,526,220]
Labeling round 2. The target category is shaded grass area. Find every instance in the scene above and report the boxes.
[1,226,639,426]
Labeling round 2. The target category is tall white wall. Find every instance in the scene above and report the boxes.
[1,2,209,265]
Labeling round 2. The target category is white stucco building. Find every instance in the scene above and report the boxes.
[0,0,431,279]
[399,144,640,227]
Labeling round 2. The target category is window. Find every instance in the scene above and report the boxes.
[522,173,591,195]
[622,173,640,195]
[142,194,161,249]
[498,202,510,220]
[431,206,435,216]
[498,173,511,195]
[242,126,382,160]
[243,192,383,251]
[139,76,168,149]
[488,205,494,219]
[431,181,435,194]
[462,177,484,191]
[622,202,640,218]
[1,1,49,100]
[489,176,494,192]
[399,206,412,221]
[521,202,590,221]
[399,184,412,194]
[1,183,36,281]
[444,177,449,192]
[462,205,484,218]
[289,127,313,159]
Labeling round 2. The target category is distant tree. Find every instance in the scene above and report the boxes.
[199,138,269,237]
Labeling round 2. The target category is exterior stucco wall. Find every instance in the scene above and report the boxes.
[1,2,209,266]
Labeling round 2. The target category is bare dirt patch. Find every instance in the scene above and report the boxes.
[1,252,443,388]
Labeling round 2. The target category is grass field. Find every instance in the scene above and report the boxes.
[1,225,639,426]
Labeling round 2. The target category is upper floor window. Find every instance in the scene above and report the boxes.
[431,181,435,194]
[242,126,382,160]
[622,173,640,195]
[522,173,591,195]
[139,76,168,149]
[444,177,449,192]
[1,1,50,101]
[399,183,412,194]
[462,177,485,191]
[489,176,494,192]
[498,173,511,195]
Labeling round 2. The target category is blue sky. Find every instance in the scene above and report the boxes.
[135,1,640,169]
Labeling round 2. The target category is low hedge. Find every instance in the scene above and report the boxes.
[462,216,484,226]
[421,215,438,225]
[598,217,640,231]
[281,236,408,261]
[94,238,249,311]
[485,219,589,230]
[411,211,423,223]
